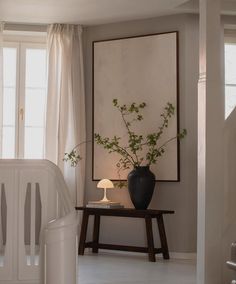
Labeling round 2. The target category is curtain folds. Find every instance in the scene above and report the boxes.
[46,24,86,206]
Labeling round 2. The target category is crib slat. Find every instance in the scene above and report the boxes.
[30,184,36,265]
[0,185,3,253]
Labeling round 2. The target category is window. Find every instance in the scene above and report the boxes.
[225,33,236,119]
[2,39,47,159]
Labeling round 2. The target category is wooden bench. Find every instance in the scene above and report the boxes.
[75,207,174,262]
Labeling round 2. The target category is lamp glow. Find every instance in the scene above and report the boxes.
[97,179,114,203]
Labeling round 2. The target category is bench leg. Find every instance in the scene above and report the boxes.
[92,214,100,253]
[157,215,170,259]
[145,216,156,262]
[78,211,89,255]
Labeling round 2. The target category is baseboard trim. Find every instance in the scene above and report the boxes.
[86,248,196,260]
[168,252,196,260]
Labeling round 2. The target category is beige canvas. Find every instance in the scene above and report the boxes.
[93,32,178,181]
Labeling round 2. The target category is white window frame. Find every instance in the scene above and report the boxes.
[2,32,47,159]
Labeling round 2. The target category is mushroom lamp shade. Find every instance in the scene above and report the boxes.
[97,179,114,202]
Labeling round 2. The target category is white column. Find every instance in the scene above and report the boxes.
[197,0,224,284]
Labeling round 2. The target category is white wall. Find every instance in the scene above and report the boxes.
[83,14,198,252]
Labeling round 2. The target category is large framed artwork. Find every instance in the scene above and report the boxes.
[92,31,179,181]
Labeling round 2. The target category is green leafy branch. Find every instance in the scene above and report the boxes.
[94,99,187,174]
[63,141,89,167]
[64,99,187,188]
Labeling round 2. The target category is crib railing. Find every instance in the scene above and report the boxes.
[0,159,77,284]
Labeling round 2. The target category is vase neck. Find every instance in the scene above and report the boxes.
[134,166,150,171]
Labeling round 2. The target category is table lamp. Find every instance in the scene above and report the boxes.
[97,179,114,203]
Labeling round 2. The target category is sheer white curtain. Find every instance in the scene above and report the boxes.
[46,24,86,206]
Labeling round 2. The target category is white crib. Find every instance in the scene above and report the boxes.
[0,159,78,284]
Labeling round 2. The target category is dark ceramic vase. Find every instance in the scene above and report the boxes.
[127,166,155,210]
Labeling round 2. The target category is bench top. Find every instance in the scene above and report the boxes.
[75,207,174,218]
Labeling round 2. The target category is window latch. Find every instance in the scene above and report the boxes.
[19,108,24,121]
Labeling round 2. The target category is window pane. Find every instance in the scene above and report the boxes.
[25,89,46,127]
[25,49,47,88]
[2,48,17,158]
[24,127,44,159]
[3,48,17,87]
[225,44,236,84]
[2,127,15,158]
[24,47,47,159]
[225,86,236,119]
[3,87,16,126]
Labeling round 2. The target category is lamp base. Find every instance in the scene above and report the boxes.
[99,197,110,203]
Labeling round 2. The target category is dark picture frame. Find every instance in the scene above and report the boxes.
[92,31,179,182]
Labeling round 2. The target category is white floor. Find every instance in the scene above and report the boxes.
[78,252,196,284]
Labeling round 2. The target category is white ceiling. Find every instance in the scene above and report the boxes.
[1,0,236,26]
[0,0,189,26]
